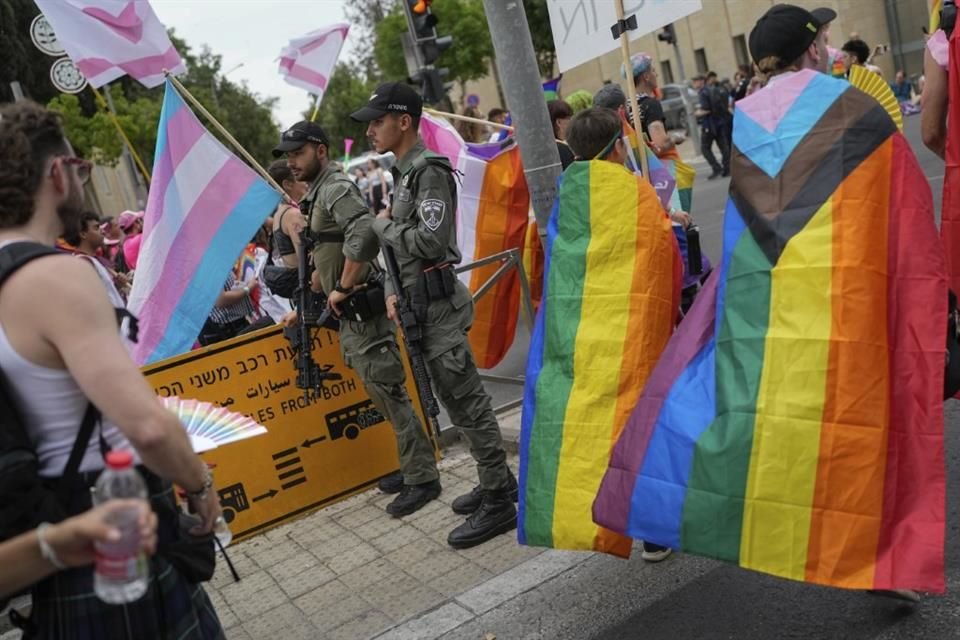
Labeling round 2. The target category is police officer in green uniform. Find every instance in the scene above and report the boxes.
[272,121,441,518]
[351,83,518,549]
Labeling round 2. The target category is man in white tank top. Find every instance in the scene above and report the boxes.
[0,101,225,637]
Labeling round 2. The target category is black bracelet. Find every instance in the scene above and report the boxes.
[334,280,353,294]
[186,469,214,500]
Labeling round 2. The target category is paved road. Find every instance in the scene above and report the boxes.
[442,115,960,639]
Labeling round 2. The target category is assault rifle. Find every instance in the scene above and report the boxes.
[284,228,340,402]
[382,245,442,442]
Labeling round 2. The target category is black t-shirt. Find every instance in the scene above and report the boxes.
[557,141,575,169]
[637,95,665,138]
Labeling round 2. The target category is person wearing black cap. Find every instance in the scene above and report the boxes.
[352,82,518,550]
[272,120,442,518]
[732,4,933,604]
[749,3,830,77]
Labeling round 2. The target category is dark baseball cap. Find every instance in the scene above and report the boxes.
[350,82,423,122]
[272,121,330,158]
[811,7,837,25]
[749,4,826,65]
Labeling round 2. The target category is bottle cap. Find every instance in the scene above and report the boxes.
[105,450,134,470]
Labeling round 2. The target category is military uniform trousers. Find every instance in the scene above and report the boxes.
[339,312,439,485]
[417,280,511,492]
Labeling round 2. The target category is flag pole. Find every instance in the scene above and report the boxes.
[424,107,514,131]
[614,0,650,181]
[90,86,152,185]
[164,71,290,201]
[309,94,322,122]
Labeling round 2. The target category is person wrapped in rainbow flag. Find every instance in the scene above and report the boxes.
[518,106,682,558]
[594,4,947,602]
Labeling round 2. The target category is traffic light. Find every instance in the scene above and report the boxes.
[657,24,677,46]
[403,0,452,104]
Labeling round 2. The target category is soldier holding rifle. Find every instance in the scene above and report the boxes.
[351,83,517,549]
[272,121,440,518]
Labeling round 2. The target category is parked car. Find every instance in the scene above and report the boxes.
[659,83,697,133]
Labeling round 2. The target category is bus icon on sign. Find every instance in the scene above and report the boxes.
[326,400,386,440]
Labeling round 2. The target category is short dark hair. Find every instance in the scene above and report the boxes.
[842,39,870,64]
[267,159,294,185]
[565,107,622,160]
[62,211,100,247]
[487,108,506,120]
[706,71,718,79]
[593,84,627,111]
[547,100,574,138]
[0,101,70,229]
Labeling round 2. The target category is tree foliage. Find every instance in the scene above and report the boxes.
[0,0,64,105]
[523,0,558,78]
[342,0,394,80]
[306,61,377,159]
[374,0,494,96]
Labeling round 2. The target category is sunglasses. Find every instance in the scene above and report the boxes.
[54,156,93,184]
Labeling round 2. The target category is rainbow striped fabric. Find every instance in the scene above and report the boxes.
[519,159,680,556]
[593,70,948,591]
[420,113,530,369]
[128,81,281,364]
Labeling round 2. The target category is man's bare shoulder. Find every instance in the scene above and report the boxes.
[3,253,107,309]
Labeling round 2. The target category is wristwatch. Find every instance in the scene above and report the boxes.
[242,285,251,296]
[334,280,353,294]
[186,469,214,501]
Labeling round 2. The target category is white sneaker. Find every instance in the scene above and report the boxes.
[867,589,921,603]
[641,545,672,563]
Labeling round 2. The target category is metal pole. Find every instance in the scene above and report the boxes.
[481,0,562,238]
[671,40,701,153]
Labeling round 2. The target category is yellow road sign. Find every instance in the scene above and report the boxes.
[143,324,436,541]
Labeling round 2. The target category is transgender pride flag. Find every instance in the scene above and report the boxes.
[128,81,281,365]
[278,24,350,102]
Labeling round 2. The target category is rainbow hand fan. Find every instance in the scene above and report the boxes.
[161,397,268,453]
[848,65,903,131]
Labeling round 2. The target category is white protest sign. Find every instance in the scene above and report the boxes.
[547,0,703,72]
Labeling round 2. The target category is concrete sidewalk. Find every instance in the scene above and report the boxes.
[206,406,591,640]
[2,407,591,640]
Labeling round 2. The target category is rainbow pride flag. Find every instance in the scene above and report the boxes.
[421,113,530,369]
[519,159,680,556]
[593,70,948,591]
[128,81,281,364]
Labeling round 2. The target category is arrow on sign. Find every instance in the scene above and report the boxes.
[302,436,327,448]
[253,489,279,502]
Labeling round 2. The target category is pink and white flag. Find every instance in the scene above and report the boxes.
[34,0,185,88]
[278,24,350,101]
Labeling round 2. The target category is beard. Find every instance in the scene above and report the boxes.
[55,180,86,238]
[298,155,322,183]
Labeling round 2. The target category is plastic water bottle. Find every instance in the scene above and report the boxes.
[213,516,233,547]
[93,450,149,604]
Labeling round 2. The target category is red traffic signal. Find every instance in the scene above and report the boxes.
[412,0,432,14]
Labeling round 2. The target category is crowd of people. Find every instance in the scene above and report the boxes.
[0,1,955,637]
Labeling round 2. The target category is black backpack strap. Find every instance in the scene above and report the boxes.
[55,403,101,505]
[0,242,60,287]
[0,243,105,501]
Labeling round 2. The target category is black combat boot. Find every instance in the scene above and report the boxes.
[378,471,404,494]
[447,490,517,549]
[386,479,441,517]
[451,472,518,515]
